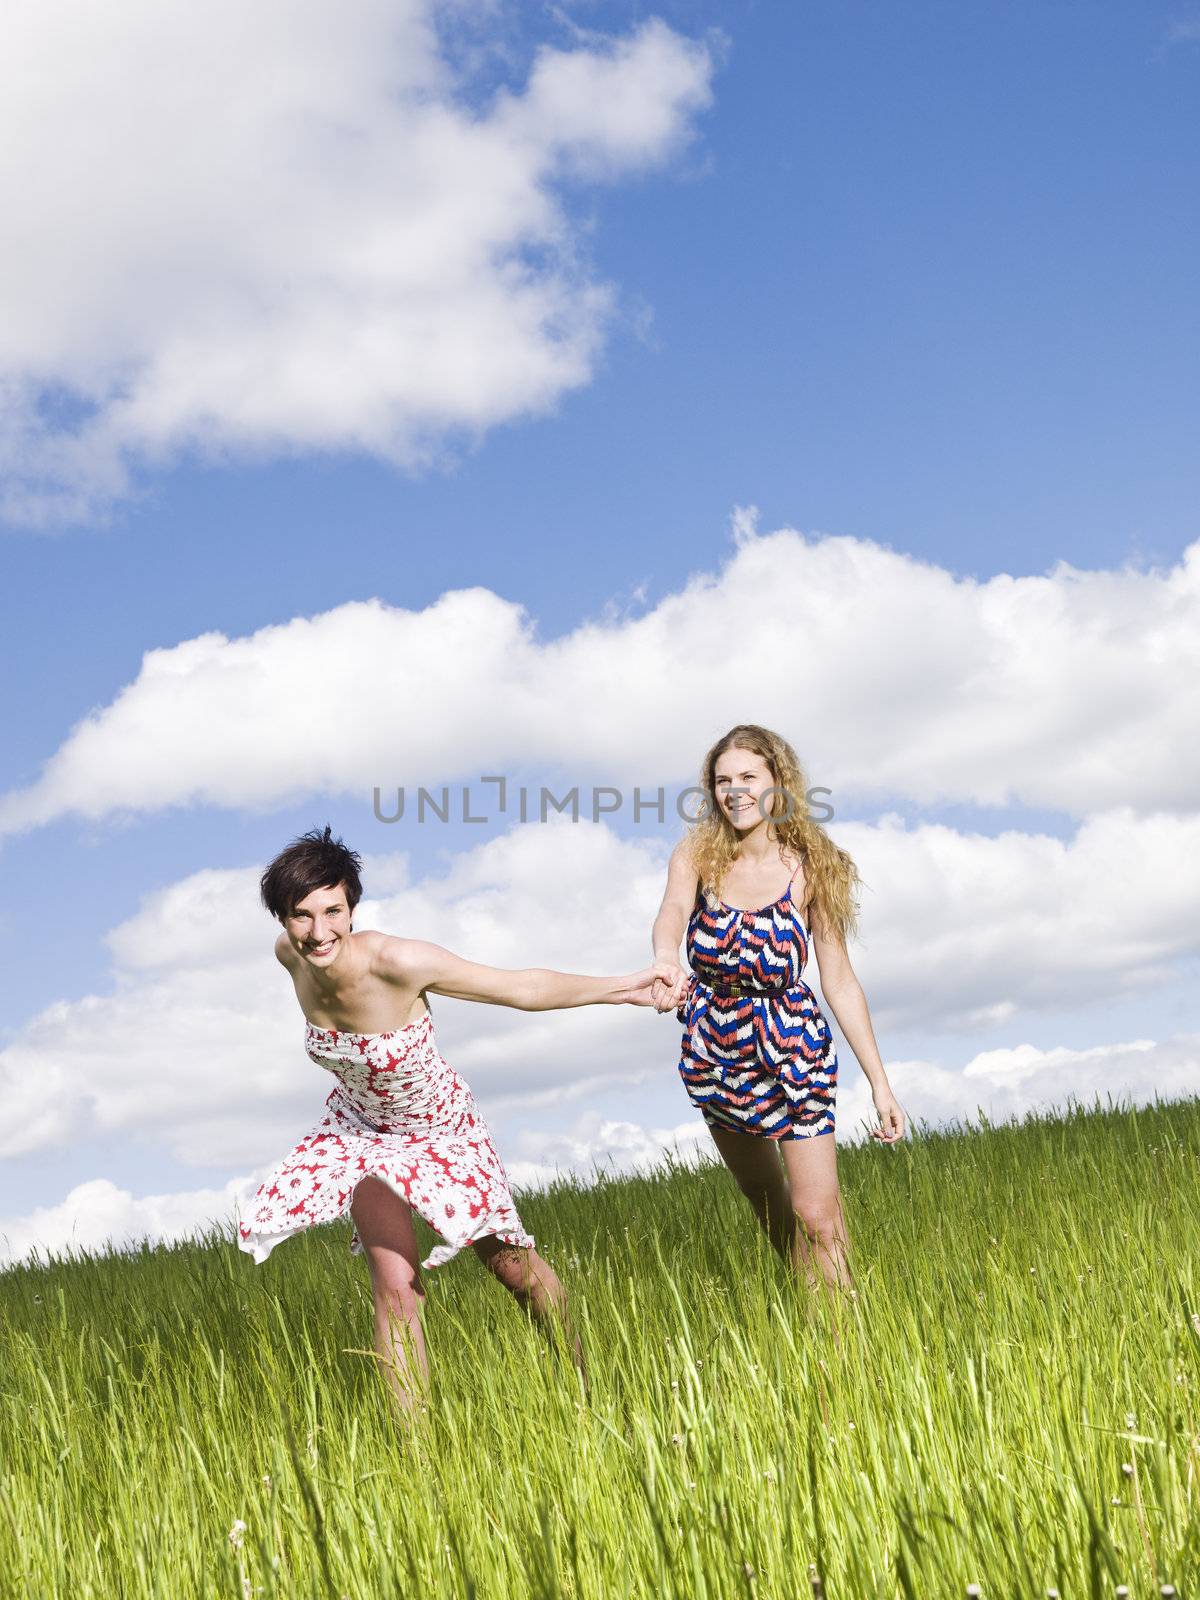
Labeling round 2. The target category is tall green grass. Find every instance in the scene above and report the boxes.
[2,1095,1199,1599]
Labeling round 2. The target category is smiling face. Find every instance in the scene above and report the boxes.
[712,744,777,833]
[283,882,353,969]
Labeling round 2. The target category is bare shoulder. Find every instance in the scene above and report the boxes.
[670,836,696,866]
[668,837,699,880]
[366,931,462,991]
[660,838,700,905]
[273,931,296,968]
[367,935,517,1000]
[363,930,415,980]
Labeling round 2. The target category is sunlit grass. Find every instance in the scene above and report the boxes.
[2,1094,1198,1598]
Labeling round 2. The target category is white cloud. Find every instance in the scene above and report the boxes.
[3,812,1197,1169]
[5,1034,1195,1269]
[867,1034,1200,1133]
[0,1112,712,1271]
[535,1038,1200,1158]
[838,808,1200,1031]
[0,1175,248,1269]
[0,2,714,524]
[2,525,1196,836]
[493,1109,712,1192]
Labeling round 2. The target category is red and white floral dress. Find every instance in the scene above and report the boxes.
[237,1011,534,1270]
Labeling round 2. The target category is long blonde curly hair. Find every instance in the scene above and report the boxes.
[682,723,862,944]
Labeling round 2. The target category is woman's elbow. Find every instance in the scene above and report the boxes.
[818,969,860,1007]
[464,969,540,1009]
[516,969,546,1010]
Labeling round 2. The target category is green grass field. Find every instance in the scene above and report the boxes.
[2,1095,1199,1600]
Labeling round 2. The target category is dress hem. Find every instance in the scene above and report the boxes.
[698,1111,836,1142]
[236,1170,535,1270]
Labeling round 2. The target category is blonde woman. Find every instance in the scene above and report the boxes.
[651,725,904,1292]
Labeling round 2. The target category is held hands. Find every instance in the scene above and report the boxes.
[618,961,689,1008]
[651,962,690,1014]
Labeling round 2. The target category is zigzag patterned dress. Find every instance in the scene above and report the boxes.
[676,872,837,1139]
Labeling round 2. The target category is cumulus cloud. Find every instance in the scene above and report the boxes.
[479,1037,1200,1170]
[3,811,1198,1167]
[0,1116,706,1270]
[0,1112,715,1272]
[840,808,1200,1031]
[5,1035,1195,1269]
[495,1109,711,1192]
[0,1174,248,1269]
[0,2,714,524]
[2,523,1196,834]
[870,1034,1200,1133]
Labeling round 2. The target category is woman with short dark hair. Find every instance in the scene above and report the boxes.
[241,825,663,1419]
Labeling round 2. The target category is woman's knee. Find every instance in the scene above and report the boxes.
[487,1245,563,1311]
[369,1261,425,1321]
[737,1172,791,1219]
[792,1202,842,1247]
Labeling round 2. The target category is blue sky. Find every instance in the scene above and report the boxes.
[1,0,1197,1261]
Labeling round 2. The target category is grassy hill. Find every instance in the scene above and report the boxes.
[2,1095,1199,1599]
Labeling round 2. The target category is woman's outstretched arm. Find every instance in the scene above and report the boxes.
[375,935,663,1010]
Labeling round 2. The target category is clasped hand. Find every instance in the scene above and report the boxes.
[649,962,689,1014]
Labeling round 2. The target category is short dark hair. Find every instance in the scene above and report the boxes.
[260,825,364,921]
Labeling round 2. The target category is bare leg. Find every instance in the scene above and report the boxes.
[779,1134,853,1295]
[706,1123,799,1264]
[707,1124,853,1294]
[350,1177,430,1421]
[472,1237,588,1394]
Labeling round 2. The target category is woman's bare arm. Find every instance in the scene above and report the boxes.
[652,842,699,962]
[377,936,658,1010]
[809,914,887,1087]
[648,843,698,1012]
[810,911,904,1139]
